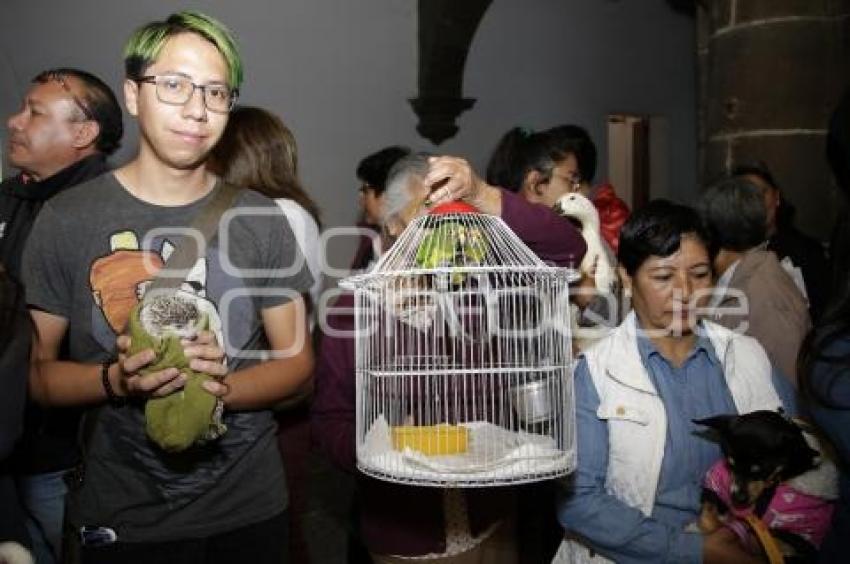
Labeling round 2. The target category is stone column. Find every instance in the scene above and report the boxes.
[409,0,492,145]
[698,0,850,240]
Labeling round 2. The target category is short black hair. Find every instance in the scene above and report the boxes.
[484,127,572,192]
[618,199,715,276]
[699,176,768,252]
[731,161,779,191]
[545,124,597,182]
[33,68,123,155]
[356,146,411,195]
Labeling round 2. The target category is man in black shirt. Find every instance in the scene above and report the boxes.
[0,67,122,564]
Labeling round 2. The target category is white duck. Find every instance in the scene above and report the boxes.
[554,192,617,296]
[554,192,618,352]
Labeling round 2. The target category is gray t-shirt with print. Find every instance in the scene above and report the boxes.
[22,173,313,542]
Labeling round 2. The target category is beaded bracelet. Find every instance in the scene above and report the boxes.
[101,360,126,407]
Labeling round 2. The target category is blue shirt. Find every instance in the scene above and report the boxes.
[557,331,798,563]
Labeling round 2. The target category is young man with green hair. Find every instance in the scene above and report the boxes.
[22,11,313,563]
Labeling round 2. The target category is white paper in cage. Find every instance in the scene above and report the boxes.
[360,415,569,482]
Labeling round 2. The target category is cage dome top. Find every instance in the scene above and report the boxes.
[342,206,580,291]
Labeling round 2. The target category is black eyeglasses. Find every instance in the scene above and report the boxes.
[137,74,238,113]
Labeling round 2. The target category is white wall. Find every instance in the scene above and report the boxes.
[457,0,696,201]
[0,0,695,272]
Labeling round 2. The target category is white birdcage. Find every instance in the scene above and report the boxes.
[340,202,580,487]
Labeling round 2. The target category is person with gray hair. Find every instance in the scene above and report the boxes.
[380,152,432,236]
[699,175,810,386]
[312,154,585,563]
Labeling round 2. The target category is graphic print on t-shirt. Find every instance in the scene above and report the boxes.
[89,229,224,350]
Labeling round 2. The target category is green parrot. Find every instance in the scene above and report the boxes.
[414,222,488,284]
[127,295,226,452]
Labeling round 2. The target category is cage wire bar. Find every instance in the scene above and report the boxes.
[342,208,579,487]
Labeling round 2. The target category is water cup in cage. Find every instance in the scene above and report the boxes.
[510,380,555,425]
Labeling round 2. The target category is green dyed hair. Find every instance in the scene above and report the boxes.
[124,11,243,90]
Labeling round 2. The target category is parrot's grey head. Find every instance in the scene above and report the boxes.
[140,294,203,339]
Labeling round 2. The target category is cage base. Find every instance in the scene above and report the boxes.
[357,460,574,488]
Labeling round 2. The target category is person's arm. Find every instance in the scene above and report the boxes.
[34,298,312,410]
[499,189,586,268]
[205,298,314,410]
[28,310,97,406]
[29,309,202,406]
[22,202,120,406]
[557,360,703,564]
[422,155,586,267]
[199,195,315,409]
[423,155,502,215]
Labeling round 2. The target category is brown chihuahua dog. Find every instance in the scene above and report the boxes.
[694,411,837,563]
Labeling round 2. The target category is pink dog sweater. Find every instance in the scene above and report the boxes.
[704,459,835,550]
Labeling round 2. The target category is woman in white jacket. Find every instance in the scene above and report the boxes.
[555,200,797,564]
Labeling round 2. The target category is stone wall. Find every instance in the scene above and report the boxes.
[697,0,850,240]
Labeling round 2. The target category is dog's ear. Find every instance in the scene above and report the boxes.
[781,432,822,478]
[693,415,737,434]
[807,445,821,465]
[798,444,821,470]
[786,418,824,466]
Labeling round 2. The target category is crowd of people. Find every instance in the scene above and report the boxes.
[0,8,848,564]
